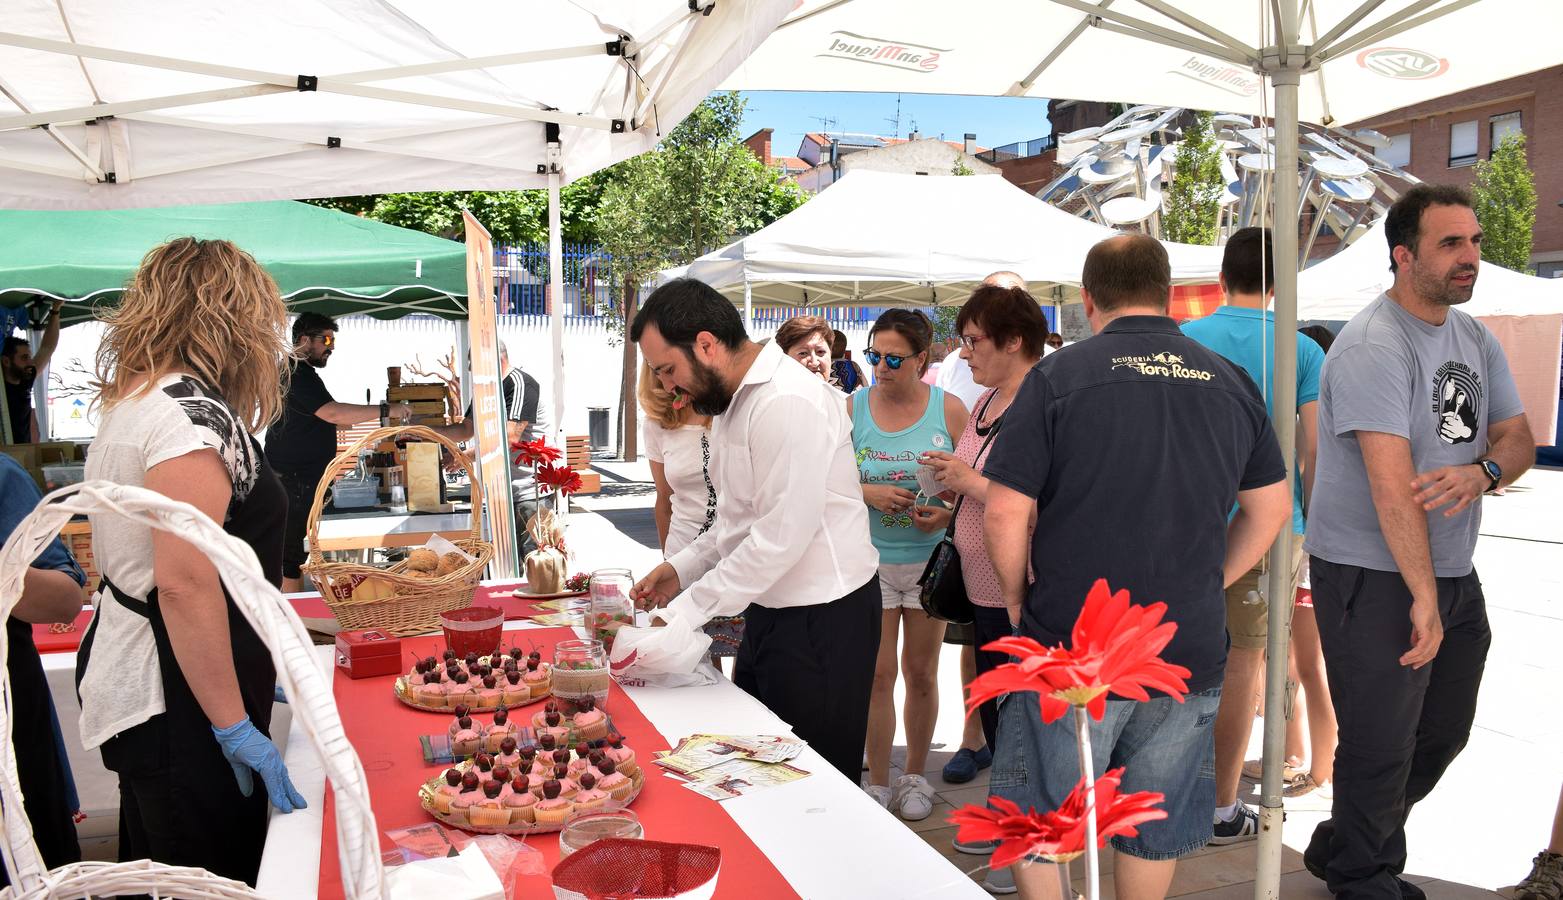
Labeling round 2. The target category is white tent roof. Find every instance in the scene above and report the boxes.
[671,170,1224,306]
[1299,222,1563,320]
[0,0,792,208]
[721,0,1563,127]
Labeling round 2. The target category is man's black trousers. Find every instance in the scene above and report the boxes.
[1306,557,1490,900]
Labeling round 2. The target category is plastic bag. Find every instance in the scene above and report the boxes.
[385,823,545,898]
[608,608,713,678]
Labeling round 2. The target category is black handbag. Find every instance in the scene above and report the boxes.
[918,394,1003,624]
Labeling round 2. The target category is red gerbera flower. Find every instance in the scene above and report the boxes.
[948,768,1167,868]
[535,462,583,496]
[511,437,562,468]
[966,579,1191,723]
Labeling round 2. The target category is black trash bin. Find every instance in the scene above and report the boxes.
[588,407,610,451]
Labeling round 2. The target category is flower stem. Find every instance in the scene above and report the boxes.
[1074,705,1099,900]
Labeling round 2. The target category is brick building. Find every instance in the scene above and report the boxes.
[740,128,809,178]
[1346,64,1563,277]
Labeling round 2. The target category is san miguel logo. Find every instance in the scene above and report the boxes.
[1111,351,1215,381]
[1170,56,1260,97]
[1357,47,1449,80]
[820,31,947,72]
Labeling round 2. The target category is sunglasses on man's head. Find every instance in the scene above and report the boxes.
[864,349,909,369]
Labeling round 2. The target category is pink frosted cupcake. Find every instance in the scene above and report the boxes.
[450,716,483,758]
[449,772,483,824]
[485,709,517,753]
[471,753,497,784]
[495,737,521,771]
[533,780,571,826]
[476,674,502,709]
[468,781,510,828]
[445,672,478,710]
[605,734,638,777]
[572,696,608,742]
[504,777,538,824]
[432,768,463,815]
[572,772,610,811]
[596,759,632,802]
[531,701,562,733]
[416,670,447,707]
[500,670,529,706]
[522,658,550,696]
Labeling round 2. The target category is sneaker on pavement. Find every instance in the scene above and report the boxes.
[863,783,892,810]
[954,836,1001,855]
[1210,802,1261,845]
[982,865,1017,895]
[1515,850,1563,900]
[942,746,993,784]
[895,773,937,821]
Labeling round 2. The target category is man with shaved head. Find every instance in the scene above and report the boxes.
[982,234,1290,899]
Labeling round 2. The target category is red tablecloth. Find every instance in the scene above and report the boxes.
[36,583,569,654]
[316,628,798,899]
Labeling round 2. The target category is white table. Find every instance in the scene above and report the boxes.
[313,511,474,553]
[257,622,986,900]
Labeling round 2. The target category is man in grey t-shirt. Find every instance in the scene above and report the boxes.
[1303,185,1534,900]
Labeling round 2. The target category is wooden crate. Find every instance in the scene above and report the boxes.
[388,383,448,402]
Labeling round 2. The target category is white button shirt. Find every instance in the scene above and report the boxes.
[664,340,880,628]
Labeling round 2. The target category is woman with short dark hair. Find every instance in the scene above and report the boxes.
[776,315,835,383]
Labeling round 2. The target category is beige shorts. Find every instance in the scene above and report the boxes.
[1225,532,1306,650]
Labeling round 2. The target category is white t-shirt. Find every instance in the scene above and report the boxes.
[935,354,989,411]
[79,373,261,750]
[642,421,716,557]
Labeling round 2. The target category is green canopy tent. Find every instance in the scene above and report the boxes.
[0,200,468,327]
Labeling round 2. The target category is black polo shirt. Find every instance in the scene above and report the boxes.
[983,315,1285,692]
[264,359,338,483]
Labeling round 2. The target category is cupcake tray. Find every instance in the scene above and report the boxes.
[393,675,553,713]
[418,764,645,835]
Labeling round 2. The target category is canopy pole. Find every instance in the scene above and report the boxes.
[1256,37,1303,900]
[548,172,566,455]
[743,280,753,334]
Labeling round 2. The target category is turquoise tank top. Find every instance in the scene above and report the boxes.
[851,386,953,565]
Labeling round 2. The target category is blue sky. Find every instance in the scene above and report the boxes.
[737,92,1051,158]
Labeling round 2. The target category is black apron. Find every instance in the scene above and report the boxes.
[0,618,82,888]
[76,448,285,886]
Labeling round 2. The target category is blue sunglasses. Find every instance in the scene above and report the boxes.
[864,349,910,369]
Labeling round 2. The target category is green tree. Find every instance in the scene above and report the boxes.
[1162,111,1223,245]
[1471,132,1537,272]
[951,158,975,176]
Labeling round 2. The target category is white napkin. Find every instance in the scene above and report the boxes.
[386,843,504,900]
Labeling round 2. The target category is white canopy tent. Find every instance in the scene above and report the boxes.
[669,170,1224,313]
[725,3,1563,896]
[0,3,792,896]
[1300,222,1563,320]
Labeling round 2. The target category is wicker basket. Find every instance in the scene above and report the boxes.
[303,425,494,637]
[0,481,384,898]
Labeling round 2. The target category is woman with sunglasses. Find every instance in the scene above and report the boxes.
[848,309,967,821]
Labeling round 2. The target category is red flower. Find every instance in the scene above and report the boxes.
[966,579,1191,723]
[511,438,561,468]
[948,768,1166,868]
[536,462,583,496]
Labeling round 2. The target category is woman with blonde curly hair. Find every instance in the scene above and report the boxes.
[80,237,304,886]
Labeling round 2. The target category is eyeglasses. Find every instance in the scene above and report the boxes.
[957,334,989,350]
[309,333,335,347]
[864,349,909,369]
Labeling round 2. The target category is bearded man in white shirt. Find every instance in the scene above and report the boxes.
[627,278,883,780]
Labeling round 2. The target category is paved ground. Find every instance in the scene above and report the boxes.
[572,459,1562,898]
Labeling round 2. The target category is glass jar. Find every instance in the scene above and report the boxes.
[552,638,610,715]
[588,568,635,651]
[558,808,642,857]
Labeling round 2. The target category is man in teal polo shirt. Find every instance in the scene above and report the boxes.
[1182,226,1326,843]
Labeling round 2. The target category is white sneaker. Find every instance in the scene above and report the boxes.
[863,783,893,809]
[982,865,1017,895]
[895,773,936,821]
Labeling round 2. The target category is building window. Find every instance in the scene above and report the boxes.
[1490,112,1523,155]
[1383,132,1412,168]
[1448,120,1478,167]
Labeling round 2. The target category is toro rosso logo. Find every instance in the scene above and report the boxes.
[820,31,946,72]
[1357,47,1450,80]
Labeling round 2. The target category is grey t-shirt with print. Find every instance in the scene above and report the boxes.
[1305,294,1524,577]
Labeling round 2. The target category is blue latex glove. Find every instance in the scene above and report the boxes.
[211,716,307,813]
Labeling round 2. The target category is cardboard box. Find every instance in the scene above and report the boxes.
[404,442,442,511]
[334,629,404,679]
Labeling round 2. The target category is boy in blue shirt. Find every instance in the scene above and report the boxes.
[1181,227,1326,842]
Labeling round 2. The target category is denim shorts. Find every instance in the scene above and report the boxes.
[991,686,1222,861]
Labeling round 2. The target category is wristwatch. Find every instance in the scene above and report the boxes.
[379,401,389,420]
[1476,458,1502,492]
